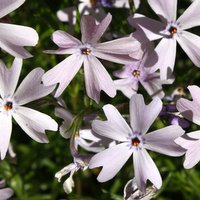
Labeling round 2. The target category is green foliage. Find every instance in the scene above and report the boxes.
[1,0,200,199]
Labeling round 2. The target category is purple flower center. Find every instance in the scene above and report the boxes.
[168,26,177,35]
[131,137,140,147]
[4,101,13,111]
[132,70,140,78]
[81,48,92,55]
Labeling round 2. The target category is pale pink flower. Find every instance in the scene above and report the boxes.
[129,0,200,80]
[89,94,185,192]
[42,13,141,102]
[0,0,38,58]
[0,59,58,160]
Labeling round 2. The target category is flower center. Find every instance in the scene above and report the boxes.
[90,0,97,6]
[132,137,140,147]
[132,70,140,78]
[4,101,13,111]
[168,26,177,35]
[81,48,92,55]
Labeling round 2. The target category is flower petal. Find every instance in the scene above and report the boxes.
[79,129,101,142]
[0,113,12,160]
[81,13,111,44]
[146,38,177,80]
[177,0,200,30]
[130,94,162,134]
[177,31,200,68]
[0,58,22,98]
[84,55,116,102]
[92,51,135,64]
[144,125,185,156]
[133,149,162,192]
[176,86,200,125]
[175,135,200,169]
[114,79,138,99]
[187,130,200,139]
[128,14,165,41]
[147,0,177,22]
[0,188,14,200]
[89,143,132,182]
[140,72,165,99]
[12,106,58,143]
[14,68,55,105]
[94,37,141,55]
[92,104,132,142]
[55,107,73,138]
[42,53,83,98]
[51,30,81,48]
[0,0,25,18]
[187,85,200,102]
[57,7,76,23]
[0,23,38,58]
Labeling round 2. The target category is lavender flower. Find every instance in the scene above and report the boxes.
[175,85,200,168]
[114,43,165,99]
[129,0,200,80]
[0,0,38,58]
[42,13,141,102]
[0,59,58,160]
[89,94,185,192]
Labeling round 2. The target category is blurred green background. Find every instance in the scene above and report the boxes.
[1,0,200,199]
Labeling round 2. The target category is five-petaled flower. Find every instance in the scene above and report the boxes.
[89,94,185,192]
[129,0,200,80]
[42,13,141,103]
[114,43,165,99]
[0,58,58,160]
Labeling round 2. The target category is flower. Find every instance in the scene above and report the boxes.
[114,43,165,99]
[55,155,89,194]
[89,94,185,192]
[0,58,58,160]
[42,13,141,102]
[55,130,93,194]
[0,0,39,58]
[128,0,200,80]
[175,85,200,168]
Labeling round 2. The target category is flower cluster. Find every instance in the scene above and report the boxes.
[2,0,200,199]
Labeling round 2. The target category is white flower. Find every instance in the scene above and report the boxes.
[89,94,185,192]
[0,58,58,159]
[129,0,200,80]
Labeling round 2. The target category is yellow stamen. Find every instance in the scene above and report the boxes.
[132,137,140,147]
[81,48,92,55]
[132,70,140,78]
[169,26,177,35]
